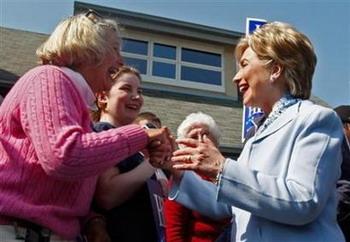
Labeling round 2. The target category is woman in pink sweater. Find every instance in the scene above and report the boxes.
[0,10,171,242]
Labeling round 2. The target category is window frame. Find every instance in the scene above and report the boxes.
[121,36,225,93]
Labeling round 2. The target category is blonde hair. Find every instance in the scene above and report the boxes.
[91,66,142,122]
[235,22,316,99]
[36,11,120,68]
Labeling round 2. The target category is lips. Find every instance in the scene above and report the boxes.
[126,104,141,110]
[239,84,249,94]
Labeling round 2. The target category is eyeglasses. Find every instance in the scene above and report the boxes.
[143,123,158,129]
[85,9,103,23]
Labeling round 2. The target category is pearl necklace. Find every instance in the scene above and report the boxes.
[257,94,300,134]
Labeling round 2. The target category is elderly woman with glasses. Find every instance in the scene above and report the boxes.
[160,22,346,242]
[0,10,172,242]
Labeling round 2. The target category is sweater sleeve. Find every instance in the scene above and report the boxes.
[21,66,148,180]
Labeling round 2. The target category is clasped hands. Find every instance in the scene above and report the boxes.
[146,127,225,179]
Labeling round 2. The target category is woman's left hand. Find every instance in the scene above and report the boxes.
[171,133,225,179]
[147,127,177,169]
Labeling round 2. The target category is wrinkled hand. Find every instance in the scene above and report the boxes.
[171,132,225,179]
[145,127,176,168]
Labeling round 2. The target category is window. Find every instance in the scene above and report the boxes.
[181,48,221,67]
[121,37,224,92]
[122,38,148,74]
[152,43,176,79]
[181,66,221,86]
[153,43,176,59]
[181,48,222,86]
[122,38,148,55]
[124,57,147,74]
[152,62,176,79]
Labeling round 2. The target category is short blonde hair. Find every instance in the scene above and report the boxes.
[36,10,120,67]
[177,112,221,146]
[235,22,317,99]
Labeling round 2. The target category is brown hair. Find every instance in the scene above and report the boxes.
[91,66,142,122]
[134,112,162,127]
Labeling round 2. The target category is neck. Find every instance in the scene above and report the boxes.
[261,84,290,115]
[261,94,284,115]
[74,65,95,93]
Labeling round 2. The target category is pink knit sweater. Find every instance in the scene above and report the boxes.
[0,65,148,239]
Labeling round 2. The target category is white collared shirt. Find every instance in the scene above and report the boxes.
[59,67,97,111]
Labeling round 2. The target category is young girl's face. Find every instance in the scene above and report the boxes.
[104,72,144,126]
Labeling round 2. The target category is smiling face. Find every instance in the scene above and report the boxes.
[98,72,143,126]
[233,47,285,114]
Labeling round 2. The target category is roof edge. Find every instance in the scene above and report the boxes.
[74,1,243,44]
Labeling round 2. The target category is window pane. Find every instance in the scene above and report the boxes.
[152,61,175,78]
[124,57,147,74]
[122,38,148,55]
[153,43,176,59]
[181,48,221,67]
[181,66,221,85]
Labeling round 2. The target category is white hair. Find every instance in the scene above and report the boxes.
[177,112,221,145]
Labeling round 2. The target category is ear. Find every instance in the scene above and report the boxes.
[269,64,283,83]
[96,91,108,109]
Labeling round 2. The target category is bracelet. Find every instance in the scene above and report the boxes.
[214,159,226,185]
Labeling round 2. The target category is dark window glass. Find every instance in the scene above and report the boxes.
[181,48,221,67]
[152,62,176,78]
[153,43,176,59]
[122,38,148,55]
[181,66,221,85]
[124,57,147,74]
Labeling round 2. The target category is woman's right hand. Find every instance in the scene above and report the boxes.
[145,127,175,168]
[171,134,225,179]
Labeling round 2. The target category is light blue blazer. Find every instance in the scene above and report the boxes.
[170,100,345,242]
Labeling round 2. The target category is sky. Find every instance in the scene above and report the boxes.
[0,0,349,107]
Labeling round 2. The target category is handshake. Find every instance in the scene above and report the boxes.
[144,127,176,170]
[143,125,226,180]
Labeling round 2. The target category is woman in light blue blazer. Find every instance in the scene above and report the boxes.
[163,22,345,242]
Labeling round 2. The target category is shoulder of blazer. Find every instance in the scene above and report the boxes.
[298,100,340,124]
[253,100,329,142]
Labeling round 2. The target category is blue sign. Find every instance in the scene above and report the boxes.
[246,18,267,35]
[241,18,267,142]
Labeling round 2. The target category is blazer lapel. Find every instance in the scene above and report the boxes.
[253,102,301,143]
